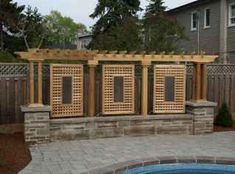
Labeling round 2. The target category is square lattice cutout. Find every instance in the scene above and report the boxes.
[153,65,186,113]
[50,64,83,118]
[102,65,135,115]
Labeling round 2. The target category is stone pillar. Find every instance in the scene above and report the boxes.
[21,106,51,144]
[186,101,217,135]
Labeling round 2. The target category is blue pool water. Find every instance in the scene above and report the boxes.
[122,164,235,174]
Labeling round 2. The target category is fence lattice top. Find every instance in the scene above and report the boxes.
[1,64,235,77]
[15,49,218,63]
[0,63,28,77]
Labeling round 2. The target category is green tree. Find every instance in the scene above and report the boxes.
[45,11,87,48]
[215,102,233,127]
[17,6,46,49]
[143,0,185,52]
[0,0,24,51]
[89,0,142,51]
[145,0,166,15]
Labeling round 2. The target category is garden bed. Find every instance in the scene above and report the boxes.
[0,133,31,174]
[214,125,235,132]
[0,124,234,174]
[214,120,235,132]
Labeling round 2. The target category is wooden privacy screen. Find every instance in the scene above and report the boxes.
[153,65,186,113]
[102,65,135,115]
[50,64,83,118]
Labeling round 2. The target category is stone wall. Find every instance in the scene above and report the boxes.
[21,101,217,144]
[186,101,217,134]
[21,106,51,144]
[50,115,193,141]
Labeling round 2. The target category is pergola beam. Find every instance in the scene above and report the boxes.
[15,49,217,108]
[15,49,218,63]
[94,54,216,63]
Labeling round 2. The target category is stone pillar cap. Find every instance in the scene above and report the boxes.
[186,101,217,107]
[21,105,51,113]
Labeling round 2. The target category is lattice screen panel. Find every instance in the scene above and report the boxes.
[0,63,28,77]
[50,64,83,118]
[153,65,186,113]
[102,65,135,115]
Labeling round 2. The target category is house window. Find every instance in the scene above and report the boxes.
[204,8,211,28]
[229,4,235,26]
[191,11,198,31]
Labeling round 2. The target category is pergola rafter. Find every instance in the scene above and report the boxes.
[16,49,218,63]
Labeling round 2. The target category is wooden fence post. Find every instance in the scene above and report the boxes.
[88,60,98,117]
[141,61,151,116]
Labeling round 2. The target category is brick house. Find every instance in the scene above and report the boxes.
[168,0,235,63]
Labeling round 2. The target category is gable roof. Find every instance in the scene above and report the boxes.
[78,33,92,39]
[168,0,219,14]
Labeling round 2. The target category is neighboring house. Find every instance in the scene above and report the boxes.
[168,0,235,63]
[47,43,77,50]
[76,33,92,50]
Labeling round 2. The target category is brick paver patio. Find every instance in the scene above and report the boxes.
[20,132,235,174]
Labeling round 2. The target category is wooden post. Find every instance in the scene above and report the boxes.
[196,63,202,101]
[201,64,208,100]
[29,61,34,105]
[141,61,151,116]
[37,61,43,104]
[88,60,98,117]
[192,64,196,101]
[193,63,202,101]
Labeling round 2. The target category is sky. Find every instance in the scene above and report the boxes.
[14,0,196,29]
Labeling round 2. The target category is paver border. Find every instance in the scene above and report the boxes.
[82,156,235,174]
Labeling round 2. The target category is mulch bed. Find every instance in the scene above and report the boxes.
[0,133,31,174]
[214,125,235,132]
[0,125,234,174]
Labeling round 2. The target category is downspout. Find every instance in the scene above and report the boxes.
[197,12,200,54]
[0,22,3,51]
[0,0,3,51]
[219,0,228,64]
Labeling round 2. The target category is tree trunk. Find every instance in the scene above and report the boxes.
[23,35,30,50]
[37,36,44,49]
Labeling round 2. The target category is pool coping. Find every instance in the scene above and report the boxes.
[82,156,235,174]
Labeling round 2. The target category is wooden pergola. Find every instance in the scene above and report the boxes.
[16,49,218,117]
